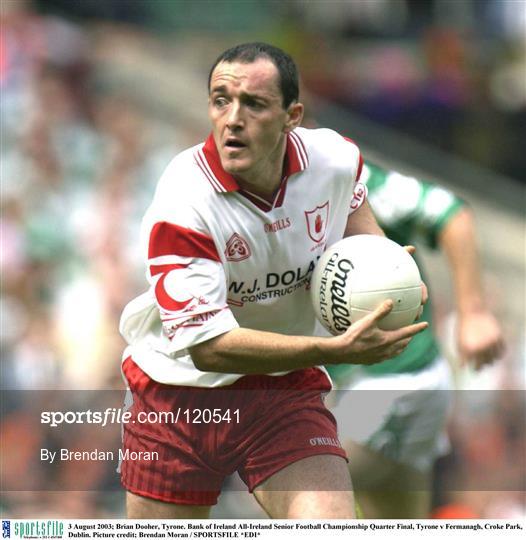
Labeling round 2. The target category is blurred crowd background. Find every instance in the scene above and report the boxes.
[1,0,524,520]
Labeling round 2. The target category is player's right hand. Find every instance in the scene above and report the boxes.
[325,300,428,366]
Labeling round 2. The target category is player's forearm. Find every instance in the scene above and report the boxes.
[190,302,429,374]
[439,208,486,315]
[189,327,330,374]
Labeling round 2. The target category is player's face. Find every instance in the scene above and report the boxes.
[208,59,303,192]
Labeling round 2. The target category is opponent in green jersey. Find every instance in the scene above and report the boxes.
[329,161,504,519]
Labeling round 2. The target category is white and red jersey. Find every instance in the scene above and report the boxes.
[120,127,365,387]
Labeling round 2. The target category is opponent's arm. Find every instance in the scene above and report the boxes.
[439,207,505,369]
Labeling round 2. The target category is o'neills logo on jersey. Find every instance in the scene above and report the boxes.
[225,233,251,262]
[264,217,291,234]
[305,201,329,243]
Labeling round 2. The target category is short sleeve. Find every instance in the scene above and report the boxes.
[147,221,239,352]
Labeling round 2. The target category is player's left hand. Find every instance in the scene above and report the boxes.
[458,310,505,370]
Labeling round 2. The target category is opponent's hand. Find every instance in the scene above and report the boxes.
[326,300,428,366]
[458,310,505,370]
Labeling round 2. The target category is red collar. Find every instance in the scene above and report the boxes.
[195,130,309,193]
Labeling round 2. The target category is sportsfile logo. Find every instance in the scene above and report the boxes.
[2,521,10,539]
[9,521,63,539]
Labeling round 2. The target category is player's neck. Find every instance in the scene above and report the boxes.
[234,139,286,200]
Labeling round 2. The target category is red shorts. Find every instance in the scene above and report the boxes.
[120,357,347,506]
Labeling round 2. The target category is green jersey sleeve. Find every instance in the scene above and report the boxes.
[362,161,465,249]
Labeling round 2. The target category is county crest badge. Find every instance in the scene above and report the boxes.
[305,201,329,243]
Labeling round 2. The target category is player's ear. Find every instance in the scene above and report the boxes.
[284,102,304,133]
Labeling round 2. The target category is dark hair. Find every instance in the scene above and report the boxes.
[208,42,299,108]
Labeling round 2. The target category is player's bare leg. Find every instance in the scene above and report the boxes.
[253,454,355,519]
[126,492,211,519]
[346,440,431,519]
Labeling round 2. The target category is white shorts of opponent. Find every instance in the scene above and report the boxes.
[330,357,453,473]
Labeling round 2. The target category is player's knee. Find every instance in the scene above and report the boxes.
[285,492,355,519]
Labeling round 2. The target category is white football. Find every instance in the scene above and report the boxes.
[311,235,422,334]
